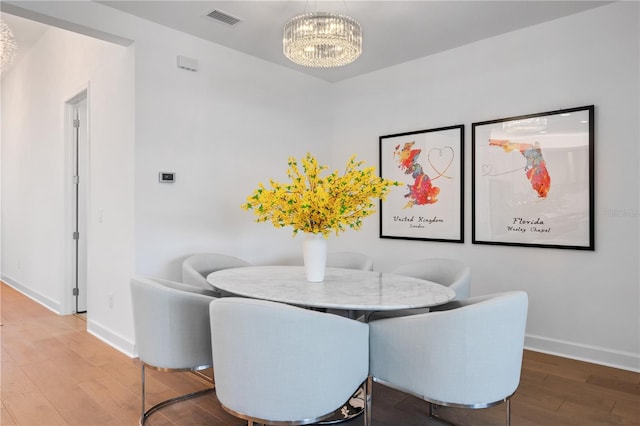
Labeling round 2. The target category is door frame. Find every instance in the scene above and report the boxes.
[63,84,90,316]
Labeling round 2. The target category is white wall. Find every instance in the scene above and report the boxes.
[2,1,638,371]
[327,1,639,371]
[1,24,136,351]
[132,29,333,280]
[1,1,332,357]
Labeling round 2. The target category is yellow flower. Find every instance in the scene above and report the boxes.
[242,153,400,237]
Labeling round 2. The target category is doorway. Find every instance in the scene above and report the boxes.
[67,90,88,314]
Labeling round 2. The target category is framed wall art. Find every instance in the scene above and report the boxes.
[379,125,464,243]
[472,105,594,250]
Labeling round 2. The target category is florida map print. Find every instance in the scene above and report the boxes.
[472,105,593,249]
[488,139,551,198]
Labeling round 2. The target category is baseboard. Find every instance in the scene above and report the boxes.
[87,319,136,358]
[2,274,137,359]
[525,333,640,373]
[1,274,62,314]
[3,276,636,372]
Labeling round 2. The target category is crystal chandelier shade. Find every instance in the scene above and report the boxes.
[283,12,362,68]
[0,19,17,70]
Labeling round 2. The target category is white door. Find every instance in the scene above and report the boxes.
[72,97,88,313]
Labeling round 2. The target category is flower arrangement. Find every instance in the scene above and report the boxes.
[242,153,400,237]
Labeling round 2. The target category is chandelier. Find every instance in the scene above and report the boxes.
[283,12,362,68]
[0,18,17,70]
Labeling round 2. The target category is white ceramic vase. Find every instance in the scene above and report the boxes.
[302,232,327,282]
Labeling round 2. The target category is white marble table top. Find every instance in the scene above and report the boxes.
[207,266,456,311]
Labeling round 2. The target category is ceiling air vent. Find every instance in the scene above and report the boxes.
[206,9,241,26]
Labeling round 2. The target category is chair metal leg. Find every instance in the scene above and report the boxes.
[427,398,512,426]
[141,363,146,421]
[428,404,457,425]
[139,362,215,426]
[363,376,373,426]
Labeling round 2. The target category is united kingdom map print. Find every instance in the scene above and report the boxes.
[394,141,455,208]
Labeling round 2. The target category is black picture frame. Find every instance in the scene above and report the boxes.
[472,105,595,250]
[379,125,464,243]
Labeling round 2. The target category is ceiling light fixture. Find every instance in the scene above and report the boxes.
[283,12,362,68]
[0,18,17,70]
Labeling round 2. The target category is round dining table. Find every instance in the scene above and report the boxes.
[206,265,456,313]
[206,265,456,424]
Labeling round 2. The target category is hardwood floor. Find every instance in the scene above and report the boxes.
[1,282,638,425]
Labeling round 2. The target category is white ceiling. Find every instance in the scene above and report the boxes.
[3,1,611,82]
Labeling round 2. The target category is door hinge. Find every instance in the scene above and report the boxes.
[72,288,79,296]
[73,175,79,185]
[73,119,80,128]
[72,231,79,240]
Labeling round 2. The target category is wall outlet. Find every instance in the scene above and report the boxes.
[108,293,114,309]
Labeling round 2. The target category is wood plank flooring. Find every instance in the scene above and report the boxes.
[1,282,638,425]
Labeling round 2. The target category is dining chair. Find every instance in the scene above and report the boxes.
[148,276,219,297]
[392,257,470,299]
[209,297,371,426]
[367,258,470,321]
[130,277,216,425]
[368,291,528,426]
[326,251,374,271]
[182,252,250,296]
[323,251,374,318]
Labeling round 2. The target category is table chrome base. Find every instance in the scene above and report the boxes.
[316,384,365,424]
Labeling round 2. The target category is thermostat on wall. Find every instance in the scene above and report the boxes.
[159,172,175,183]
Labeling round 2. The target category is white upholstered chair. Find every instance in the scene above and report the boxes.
[367,258,470,321]
[368,291,528,426]
[324,251,374,318]
[392,257,470,299]
[182,253,250,296]
[148,276,219,297]
[326,251,374,271]
[209,297,371,426]
[130,277,216,425]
